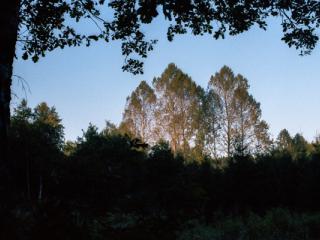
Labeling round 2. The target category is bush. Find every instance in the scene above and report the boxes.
[177,209,320,240]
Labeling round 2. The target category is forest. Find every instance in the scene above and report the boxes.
[1,0,320,239]
[1,64,320,240]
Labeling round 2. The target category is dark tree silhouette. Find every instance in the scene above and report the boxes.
[3,99,320,239]
[1,0,320,162]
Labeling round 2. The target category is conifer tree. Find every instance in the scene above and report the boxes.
[277,129,293,151]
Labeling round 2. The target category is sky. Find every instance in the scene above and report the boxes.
[13,17,320,142]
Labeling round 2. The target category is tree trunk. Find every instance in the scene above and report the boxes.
[0,0,20,164]
[26,156,31,201]
[38,175,43,202]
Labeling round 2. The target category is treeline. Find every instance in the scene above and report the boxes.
[1,94,320,239]
[120,63,271,159]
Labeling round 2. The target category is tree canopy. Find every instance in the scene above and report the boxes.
[18,0,320,72]
[121,64,271,159]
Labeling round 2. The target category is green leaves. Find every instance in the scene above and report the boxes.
[31,55,39,62]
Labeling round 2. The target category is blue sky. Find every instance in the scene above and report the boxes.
[13,17,320,141]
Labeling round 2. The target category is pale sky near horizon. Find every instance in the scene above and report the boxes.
[12,17,320,142]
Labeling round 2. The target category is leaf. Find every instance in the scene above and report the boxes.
[88,35,99,41]
[22,52,28,60]
[32,55,39,62]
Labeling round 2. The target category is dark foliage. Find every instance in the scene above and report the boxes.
[1,101,320,239]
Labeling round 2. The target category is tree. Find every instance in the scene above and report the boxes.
[1,0,320,161]
[233,76,271,154]
[208,66,238,157]
[276,130,313,159]
[208,66,270,157]
[1,0,157,161]
[312,133,320,155]
[277,129,293,151]
[11,99,33,123]
[200,89,221,159]
[69,122,147,209]
[9,100,34,200]
[153,63,202,154]
[254,120,272,153]
[63,140,77,157]
[9,100,64,201]
[291,133,312,159]
[32,103,64,201]
[121,81,156,143]
[33,102,64,149]
[120,64,272,159]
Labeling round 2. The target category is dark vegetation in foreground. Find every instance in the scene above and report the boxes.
[1,99,320,240]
